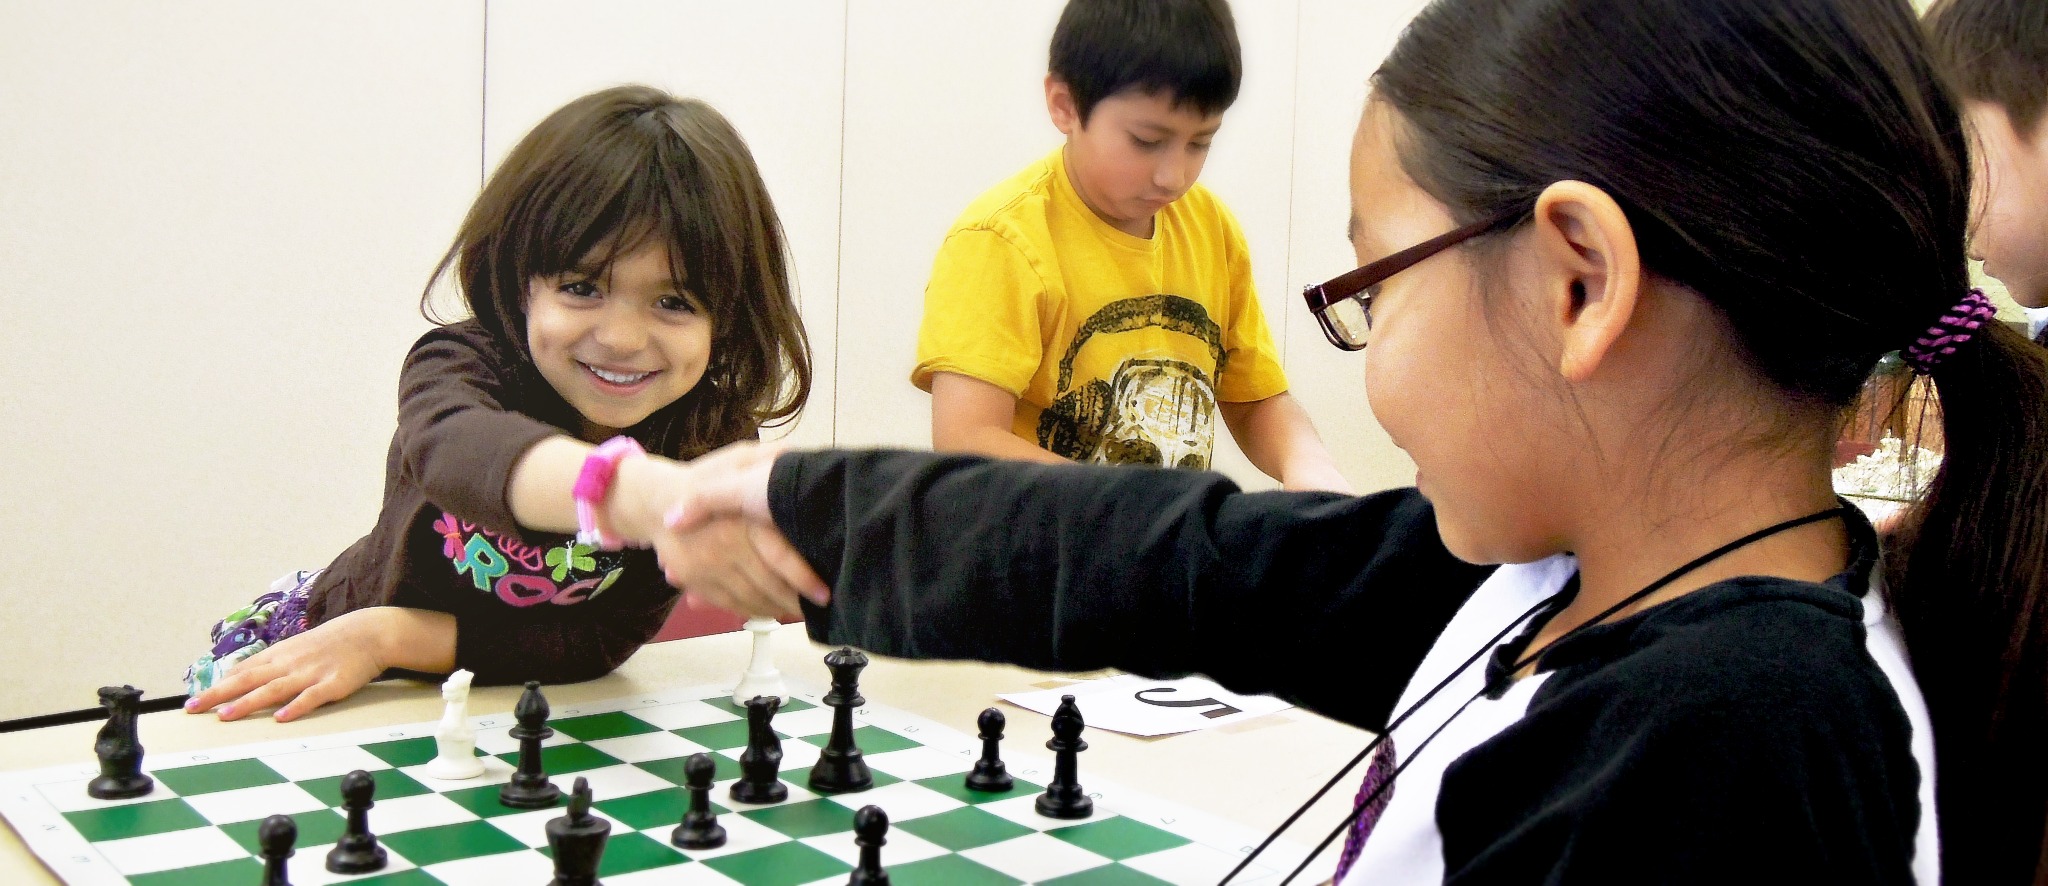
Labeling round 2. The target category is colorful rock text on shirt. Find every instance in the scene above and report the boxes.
[435,512,623,608]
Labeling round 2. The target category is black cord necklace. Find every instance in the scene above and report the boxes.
[1219,504,1850,885]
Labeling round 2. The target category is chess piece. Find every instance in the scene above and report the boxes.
[848,805,890,885]
[732,616,788,705]
[325,770,388,873]
[809,647,873,794]
[1035,695,1093,819]
[670,752,727,849]
[499,681,562,809]
[87,685,153,800]
[423,669,485,780]
[258,814,296,886]
[545,777,610,886]
[964,707,1013,792]
[729,695,788,804]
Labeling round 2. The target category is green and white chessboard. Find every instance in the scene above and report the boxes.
[1,681,1317,885]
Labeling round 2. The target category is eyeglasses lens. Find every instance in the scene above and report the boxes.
[1325,296,1371,348]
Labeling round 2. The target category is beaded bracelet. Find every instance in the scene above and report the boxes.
[572,436,645,550]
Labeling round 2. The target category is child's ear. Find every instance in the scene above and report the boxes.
[1046,76,1081,136]
[1530,180,1642,383]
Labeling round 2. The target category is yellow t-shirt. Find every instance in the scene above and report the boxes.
[912,148,1288,470]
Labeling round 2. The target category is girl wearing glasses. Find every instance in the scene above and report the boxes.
[659,0,2046,881]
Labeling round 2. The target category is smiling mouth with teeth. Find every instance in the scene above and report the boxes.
[583,363,654,385]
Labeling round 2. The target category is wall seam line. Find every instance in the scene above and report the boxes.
[1282,0,1304,365]
[831,0,850,446]
[479,0,489,188]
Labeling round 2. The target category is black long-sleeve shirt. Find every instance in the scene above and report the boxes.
[772,450,1936,884]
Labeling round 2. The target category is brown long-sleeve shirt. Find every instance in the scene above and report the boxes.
[305,321,679,684]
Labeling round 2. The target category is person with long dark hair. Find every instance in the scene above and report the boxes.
[183,85,815,723]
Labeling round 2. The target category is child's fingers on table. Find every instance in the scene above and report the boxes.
[192,627,381,721]
[271,676,357,723]
[185,672,251,714]
[211,667,312,722]
[184,643,289,713]
[216,659,369,723]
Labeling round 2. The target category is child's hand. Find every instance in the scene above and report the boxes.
[184,609,398,722]
[656,517,822,618]
[654,442,827,617]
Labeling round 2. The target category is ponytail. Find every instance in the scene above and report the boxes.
[1889,321,2048,883]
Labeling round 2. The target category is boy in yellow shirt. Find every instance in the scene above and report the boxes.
[912,0,1351,492]
[1927,0,2048,315]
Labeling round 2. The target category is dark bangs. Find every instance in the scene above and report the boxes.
[1050,0,1242,123]
[510,105,729,328]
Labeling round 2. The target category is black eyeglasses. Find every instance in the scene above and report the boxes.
[1302,205,1530,351]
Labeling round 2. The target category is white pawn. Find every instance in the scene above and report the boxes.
[732,617,788,705]
[424,669,485,780]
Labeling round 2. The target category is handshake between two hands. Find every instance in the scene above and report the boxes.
[647,442,829,622]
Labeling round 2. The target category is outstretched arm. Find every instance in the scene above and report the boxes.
[665,448,1491,729]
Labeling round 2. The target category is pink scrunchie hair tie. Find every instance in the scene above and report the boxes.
[1901,288,1996,374]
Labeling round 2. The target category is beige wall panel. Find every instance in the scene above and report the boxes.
[483,0,848,449]
[1281,0,1433,494]
[0,2,484,717]
[835,0,1063,451]
[1199,0,1299,491]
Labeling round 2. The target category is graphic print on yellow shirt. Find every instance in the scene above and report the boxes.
[1038,293,1226,468]
[913,148,1288,470]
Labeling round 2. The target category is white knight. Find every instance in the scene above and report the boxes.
[424,668,486,780]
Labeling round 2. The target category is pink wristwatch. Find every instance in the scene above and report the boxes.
[572,436,645,550]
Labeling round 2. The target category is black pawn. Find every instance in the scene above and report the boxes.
[848,805,890,886]
[546,777,610,886]
[87,685,153,800]
[809,647,873,793]
[730,695,788,804]
[670,753,727,849]
[1035,695,1093,819]
[500,681,561,809]
[258,814,296,886]
[965,707,1013,793]
[325,770,387,873]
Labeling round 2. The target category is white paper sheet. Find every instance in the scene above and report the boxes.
[998,674,1292,737]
